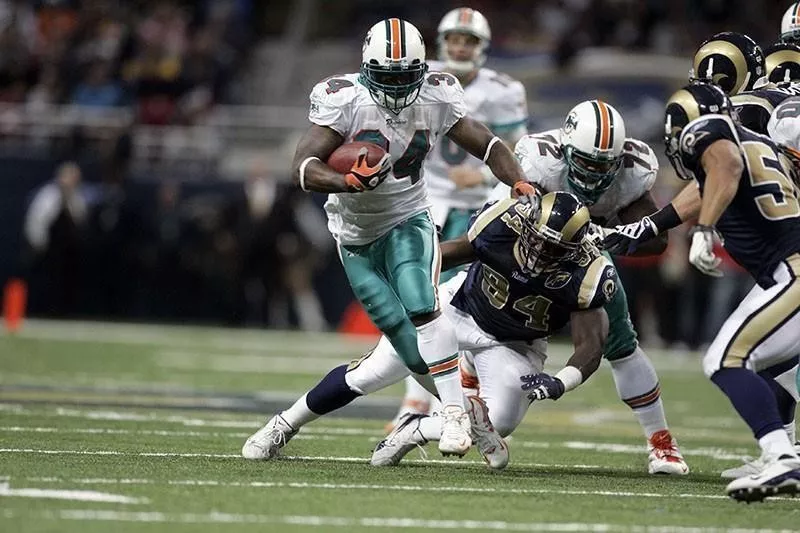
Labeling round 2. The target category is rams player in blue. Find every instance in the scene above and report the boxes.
[241,191,616,470]
[606,82,800,502]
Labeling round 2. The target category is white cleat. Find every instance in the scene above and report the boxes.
[439,404,471,457]
[721,453,768,479]
[647,430,689,475]
[371,413,428,466]
[466,395,508,470]
[722,442,800,479]
[726,455,800,503]
[241,414,297,460]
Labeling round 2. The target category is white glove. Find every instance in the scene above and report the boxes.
[688,225,723,277]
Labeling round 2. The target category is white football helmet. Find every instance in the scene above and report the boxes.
[782,3,800,43]
[361,19,428,114]
[559,100,626,204]
[437,8,491,75]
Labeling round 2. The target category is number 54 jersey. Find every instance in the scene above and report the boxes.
[678,114,800,288]
[512,130,659,224]
[450,199,618,342]
[309,71,468,246]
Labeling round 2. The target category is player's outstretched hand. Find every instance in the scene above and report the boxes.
[520,373,565,402]
[345,148,392,192]
[602,216,659,255]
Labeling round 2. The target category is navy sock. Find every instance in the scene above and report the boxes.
[710,367,784,439]
[305,365,360,416]
[758,356,799,425]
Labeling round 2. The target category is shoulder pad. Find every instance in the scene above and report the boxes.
[467,198,517,242]
[679,115,739,159]
[622,138,658,192]
[309,74,359,133]
[420,71,465,104]
[577,255,617,309]
[514,132,565,189]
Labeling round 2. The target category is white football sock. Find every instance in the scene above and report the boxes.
[609,347,669,439]
[416,313,464,410]
[418,415,443,442]
[759,428,797,458]
[280,393,319,429]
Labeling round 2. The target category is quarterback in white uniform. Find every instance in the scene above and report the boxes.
[388,7,529,432]
[491,100,690,475]
[242,18,535,461]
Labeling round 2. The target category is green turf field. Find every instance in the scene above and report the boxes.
[0,320,798,532]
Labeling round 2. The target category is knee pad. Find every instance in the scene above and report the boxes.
[345,336,411,395]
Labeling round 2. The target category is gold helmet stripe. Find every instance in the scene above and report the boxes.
[560,206,591,242]
[693,39,748,95]
[766,49,800,78]
[667,89,702,124]
[534,193,556,233]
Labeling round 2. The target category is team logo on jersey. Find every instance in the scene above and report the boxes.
[310,102,319,114]
[544,271,572,289]
[602,278,617,302]
[386,116,408,126]
[680,128,710,155]
[563,112,579,134]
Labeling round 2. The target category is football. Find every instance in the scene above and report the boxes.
[326,141,387,174]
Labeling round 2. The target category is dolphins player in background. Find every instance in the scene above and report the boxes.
[491,100,689,475]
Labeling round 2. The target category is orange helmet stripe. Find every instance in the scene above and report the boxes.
[596,100,611,150]
[795,2,800,24]
[389,18,402,60]
[459,8,474,25]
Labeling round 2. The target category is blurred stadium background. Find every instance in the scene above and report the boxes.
[0,0,788,347]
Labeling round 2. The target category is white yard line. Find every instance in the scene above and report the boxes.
[21,476,738,501]
[0,448,613,470]
[0,425,752,461]
[0,481,145,504]
[2,509,796,532]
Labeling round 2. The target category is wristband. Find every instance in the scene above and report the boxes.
[299,156,320,192]
[554,366,583,393]
[482,136,502,163]
[649,203,681,234]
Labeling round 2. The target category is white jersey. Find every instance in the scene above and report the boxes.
[424,61,528,221]
[768,96,800,149]
[309,71,467,245]
[489,130,658,223]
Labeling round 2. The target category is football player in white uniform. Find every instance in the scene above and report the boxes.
[387,7,529,432]
[242,18,534,460]
[767,43,800,148]
[489,100,690,475]
[783,2,800,44]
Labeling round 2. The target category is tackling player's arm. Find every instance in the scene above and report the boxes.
[567,307,609,381]
[603,184,702,255]
[446,116,535,196]
[440,234,476,271]
[696,139,744,227]
[616,192,668,256]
